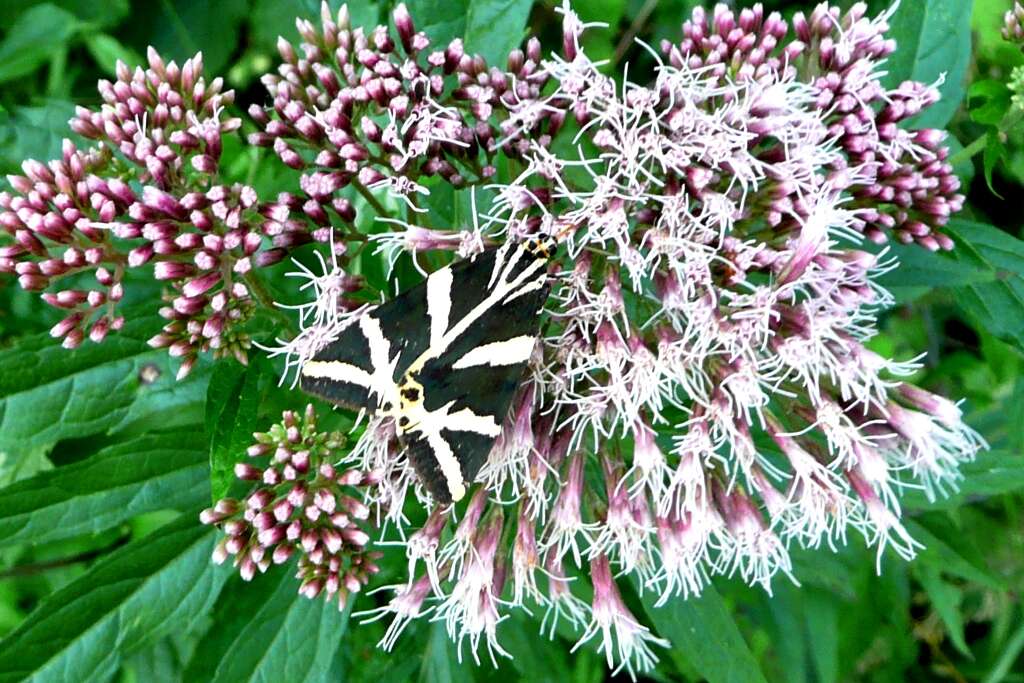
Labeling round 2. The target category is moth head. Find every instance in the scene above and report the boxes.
[523,236,555,260]
[395,374,425,433]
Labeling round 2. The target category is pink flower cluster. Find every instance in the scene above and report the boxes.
[1,0,985,677]
[0,48,347,377]
[1005,2,1024,46]
[279,2,979,676]
[248,1,557,222]
[201,405,382,609]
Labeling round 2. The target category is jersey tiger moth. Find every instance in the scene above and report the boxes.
[300,236,554,505]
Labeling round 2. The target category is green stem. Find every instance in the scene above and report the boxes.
[244,270,295,335]
[949,110,1024,167]
[947,133,989,168]
[612,0,658,65]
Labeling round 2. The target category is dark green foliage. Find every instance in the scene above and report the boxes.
[0,1,1022,682]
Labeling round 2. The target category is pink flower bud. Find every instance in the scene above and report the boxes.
[183,272,220,297]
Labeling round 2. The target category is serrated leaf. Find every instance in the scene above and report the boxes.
[0,311,199,456]
[968,79,1013,126]
[639,583,768,683]
[0,430,208,548]
[406,0,533,67]
[0,514,229,683]
[0,4,79,84]
[884,0,973,129]
[942,219,1024,352]
[184,565,351,682]
[878,242,995,291]
[915,564,970,656]
[206,360,267,502]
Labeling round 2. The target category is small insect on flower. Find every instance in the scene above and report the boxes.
[299,236,558,506]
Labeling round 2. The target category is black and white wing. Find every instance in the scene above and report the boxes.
[300,237,554,506]
[395,239,552,504]
[299,268,435,412]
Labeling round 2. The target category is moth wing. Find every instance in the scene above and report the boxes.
[299,319,377,411]
[299,278,430,411]
[411,273,550,502]
[298,250,497,411]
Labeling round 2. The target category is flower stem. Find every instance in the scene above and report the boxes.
[947,134,989,168]
[948,110,1024,167]
[244,270,296,335]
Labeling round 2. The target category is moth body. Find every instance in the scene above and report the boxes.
[301,237,555,505]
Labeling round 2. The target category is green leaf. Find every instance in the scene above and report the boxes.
[942,219,1024,353]
[982,618,1024,683]
[184,566,351,682]
[0,312,200,456]
[915,564,970,656]
[124,637,191,683]
[884,0,973,129]
[761,584,809,683]
[0,100,78,178]
[878,242,995,291]
[123,0,248,76]
[0,0,127,28]
[0,514,229,683]
[421,620,475,683]
[502,612,574,681]
[804,588,839,683]
[0,4,79,84]
[250,1,381,54]
[0,430,208,548]
[903,450,1024,510]
[206,360,267,502]
[84,32,143,76]
[406,0,533,67]
[639,583,768,683]
[968,79,1013,126]
[907,518,1005,591]
[982,129,1005,195]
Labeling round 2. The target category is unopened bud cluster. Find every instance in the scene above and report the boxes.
[0,49,346,377]
[201,405,383,610]
[247,0,559,218]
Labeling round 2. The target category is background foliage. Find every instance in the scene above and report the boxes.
[0,0,1022,681]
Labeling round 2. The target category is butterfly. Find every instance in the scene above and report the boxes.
[300,236,554,505]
